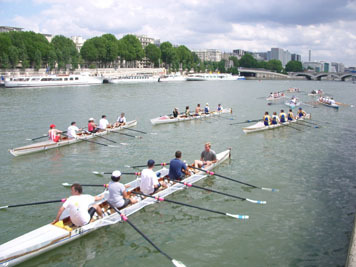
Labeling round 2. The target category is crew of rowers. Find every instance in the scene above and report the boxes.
[310,89,323,95]
[263,108,307,126]
[53,142,217,227]
[172,103,223,118]
[48,113,127,142]
[268,91,285,98]
[318,96,336,105]
[287,96,299,105]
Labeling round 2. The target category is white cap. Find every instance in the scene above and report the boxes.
[206,103,209,106]
[89,118,95,121]
[112,170,121,177]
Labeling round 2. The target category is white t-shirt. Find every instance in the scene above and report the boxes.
[140,168,159,195]
[108,181,126,208]
[117,116,126,123]
[99,118,109,129]
[62,194,95,226]
[67,125,79,138]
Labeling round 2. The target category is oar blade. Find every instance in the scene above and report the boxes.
[92,171,104,176]
[172,259,186,267]
[245,198,267,204]
[225,213,249,220]
[0,205,9,210]
[261,187,279,192]
[62,183,72,187]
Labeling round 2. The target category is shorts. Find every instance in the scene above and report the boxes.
[152,183,162,193]
[88,207,96,219]
[118,199,130,209]
[53,136,60,142]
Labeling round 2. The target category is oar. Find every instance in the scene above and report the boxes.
[0,198,66,210]
[84,131,117,143]
[283,123,303,131]
[61,133,119,147]
[26,130,68,141]
[296,120,320,128]
[310,119,331,125]
[62,182,108,187]
[132,192,249,219]
[92,171,142,176]
[230,119,260,125]
[335,101,354,107]
[110,131,142,138]
[110,204,186,267]
[124,128,147,134]
[125,162,170,168]
[168,179,266,204]
[295,121,312,127]
[189,166,279,192]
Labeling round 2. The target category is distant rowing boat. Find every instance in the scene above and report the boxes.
[9,120,137,157]
[242,114,311,134]
[0,149,231,266]
[150,108,232,125]
[317,99,339,109]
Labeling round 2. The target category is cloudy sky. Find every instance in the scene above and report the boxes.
[1,0,355,67]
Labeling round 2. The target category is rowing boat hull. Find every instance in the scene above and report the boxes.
[242,114,311,134]
[317,100,339,109]
[266,95,285,101]
[9,120,137,157]
[0,149,231,266]
[284,101,301,108]
[150,108,232,125]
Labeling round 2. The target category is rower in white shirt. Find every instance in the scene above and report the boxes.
[67,121,82,139]
[99,115,111,131]
[140,160,167,195]
[115,113,126,127]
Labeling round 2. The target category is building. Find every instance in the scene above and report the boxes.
[331,62,345,73]
[291,54,301,62]
[0,26,23,32]
[194,49,222,62]
[135,35,155,48]
[43,34,53,43]
[267,48,291,67]
[232,49,245,59]
[302,62,323,72]
[71,36,86,52]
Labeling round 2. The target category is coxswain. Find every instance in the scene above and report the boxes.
[107,170,137,209]
[48,124,62,142]
[279,109,287,123]
[194,142,217,169]
[204,103,210,114]
[195,104,201,116]
[297,107,307,118]
[287,109,295,121]
[99,115,111,131]
[140,160,167,195]
[271,112,280,125]
[263,111,271,126]
[173,108,179,118]
[52,183,103,227]
[115,112,126,127]
[88,118,99,133]
[67,122,82,139]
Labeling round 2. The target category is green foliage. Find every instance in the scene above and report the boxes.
[229,56,239,67]
[218,59,226,73]
[8,46,19,68]
[285,60,303,72]
[239,54,258,68]
[120,34,144,62]
[160,41,175,65]
[145,43,161,67]
[51,35,79,70]
[227,66,239,75]
[266,59,283,73]
[34,50,42,70]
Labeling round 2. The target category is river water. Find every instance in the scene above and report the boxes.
[0,79,355,267]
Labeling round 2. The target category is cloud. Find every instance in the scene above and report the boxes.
[5,0,356,66]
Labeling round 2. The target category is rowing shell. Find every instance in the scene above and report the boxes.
[317,100,339,109]
[242,114,311,134]
[8,120,137,157]
[0,149,231,266]
[150,108,232,125]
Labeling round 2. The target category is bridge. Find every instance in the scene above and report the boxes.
[238,68,356,81]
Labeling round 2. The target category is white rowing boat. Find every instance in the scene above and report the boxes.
[9,120,137,157]
[0,149,231,266]
[317,100,339,109]
[150,108,232,125]
[285,100,301,108]
[242,114,311,134]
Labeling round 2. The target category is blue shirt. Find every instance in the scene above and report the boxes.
[169,158,187,180]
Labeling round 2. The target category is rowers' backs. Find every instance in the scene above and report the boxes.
[263,108,306,125]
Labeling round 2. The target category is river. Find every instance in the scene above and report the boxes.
[0,79,355,266]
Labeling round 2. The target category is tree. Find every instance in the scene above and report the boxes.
[229,56,239,68]
[285,60,303,72]
[34,49,42,70]
[176,45,193,70]
[239,54,258,68]
[218,59,226,73]
[145,43,161,67]
[120,34,144,62]
[51,35,79,70]
[160,42,176,66]
[266,59,283,73]
[102,34,118,64]
[8,46,19,68]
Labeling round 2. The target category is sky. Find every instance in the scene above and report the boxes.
[0,0,355,67]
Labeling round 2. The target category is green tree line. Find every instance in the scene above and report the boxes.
[0,31,303,73]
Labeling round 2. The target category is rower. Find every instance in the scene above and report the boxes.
[217,104,223,111]
[140,160,167,195]
[185,106,191,117]
[279,109,287,123]
[99,115,111,131]
[115,112,126,127]
[297,107,307,118]
[108,170,137,209]
[48,124,62,142]
[52,183,103,227]
[271,112,279,125]
[204,103,210,114]
[169,151,189,181]
[263,111,271,126]
[67,122,82,139]
[195,104,201,116]
[330,98,336,105]
[194,142,217,169]
[88,118,99,133]
[287,109,295,121]
[173,108,179,118]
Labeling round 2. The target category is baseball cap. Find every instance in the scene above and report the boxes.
[50,124,56,128]
[89,118,94,121]
[147,159,155,167]
[112,170,121,178]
